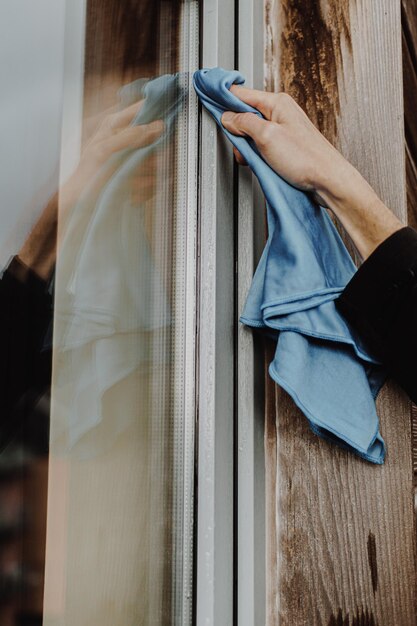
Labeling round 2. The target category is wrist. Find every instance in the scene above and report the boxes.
[17,193,58,281]
[315,161,369,216]
[18,243,56,282]
[315,164,404,259]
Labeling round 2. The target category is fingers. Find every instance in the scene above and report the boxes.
[94,100,145,140]
[222,110,276,147]
[229,85,276,119]
[107,100,145,130]
[233,147,247,166]
[229,85,297,123]
[93,120,164,163]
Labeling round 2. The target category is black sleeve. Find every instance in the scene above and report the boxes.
[0,256,53,450]
[335,226,417,404]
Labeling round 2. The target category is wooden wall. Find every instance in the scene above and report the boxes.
[402,0,417,231]
[402,0,417,504]
[264,1,417,624]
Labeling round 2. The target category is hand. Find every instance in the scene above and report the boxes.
[221,86,403,259]
[18,100,165,280]
[82,100,163,167]
[61,100,164,214]
[222,87,351,207]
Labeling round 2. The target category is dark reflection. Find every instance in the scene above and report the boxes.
[0,256,52,450]
[0,246,52,626]
[0,0,185,623]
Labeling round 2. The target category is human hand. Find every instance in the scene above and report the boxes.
[82,100,163,166]
[222,86,359,208]
[221,86,403,259]
[61,100,165,212]
[18,100,165,280]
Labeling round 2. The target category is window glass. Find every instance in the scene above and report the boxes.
[0,1,198,624]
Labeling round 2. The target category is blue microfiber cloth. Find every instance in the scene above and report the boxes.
[52,73,183,454]
[193,66,388,464]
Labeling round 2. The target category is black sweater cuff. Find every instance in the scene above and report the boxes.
[337,225,416,309]
[341,226,417,295]
[335,226,417,401]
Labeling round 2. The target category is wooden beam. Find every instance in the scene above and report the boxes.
[264,1,417,623]
[402,0,417,229]
[402,0,417,516]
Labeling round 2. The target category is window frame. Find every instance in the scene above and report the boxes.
[195,1,266,624]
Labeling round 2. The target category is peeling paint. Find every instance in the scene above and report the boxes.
[278,0,353,143]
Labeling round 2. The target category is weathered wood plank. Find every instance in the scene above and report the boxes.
[264,1,417,624]
[402,0,417,229]
[402,0,417,512]
[265,338,280,618]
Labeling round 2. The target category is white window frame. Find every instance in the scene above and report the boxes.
[196,0,266,623]
[236,1,266,624]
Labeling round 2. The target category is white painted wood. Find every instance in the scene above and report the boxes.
[236,0,267,624]
[170,2,199,623]
[196,0,235,623]
[58,0,87,184]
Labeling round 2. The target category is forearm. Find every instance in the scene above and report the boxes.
[16,162,103,281]
[317,163,404,260]
[17,192,58,281]
[221,86,404,259]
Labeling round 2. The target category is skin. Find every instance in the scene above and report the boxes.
[221,85,404,260]
[18,83,404,281]
[18,99,164,281]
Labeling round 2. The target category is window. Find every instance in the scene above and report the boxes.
[0,2,267,624]
[0,1,198,624]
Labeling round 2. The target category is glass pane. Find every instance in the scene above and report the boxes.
[0,1,198,624]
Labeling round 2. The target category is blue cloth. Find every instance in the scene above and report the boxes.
[52,74,183,455]
[193,67,387,464]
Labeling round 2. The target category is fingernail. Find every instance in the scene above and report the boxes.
[222,111,234,126]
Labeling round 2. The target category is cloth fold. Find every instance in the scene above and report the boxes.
[193,67,387,463]
[52,73,183,453]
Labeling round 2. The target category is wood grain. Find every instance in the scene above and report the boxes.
[264,1,417,624]
[265,337,279,619]
[402,0,417,230]
[402,0,417,516]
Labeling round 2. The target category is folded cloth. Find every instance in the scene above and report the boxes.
[193,66,387,464]
[52,74,183,453]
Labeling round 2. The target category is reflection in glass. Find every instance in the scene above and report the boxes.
[0,0,198,624]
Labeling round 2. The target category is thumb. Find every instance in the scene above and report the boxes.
[221,110,271,143]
